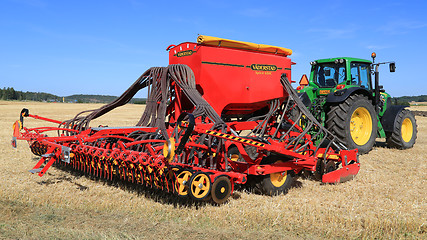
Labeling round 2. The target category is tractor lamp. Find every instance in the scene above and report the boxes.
[371,52,376,63]
[339,59,344,63]
[336,84,345,90]
[334,88,346,96]
[310,61,317,66]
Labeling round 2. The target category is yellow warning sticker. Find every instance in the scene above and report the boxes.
[205,130,265,147]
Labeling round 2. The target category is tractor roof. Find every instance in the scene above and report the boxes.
[315,57,372,64]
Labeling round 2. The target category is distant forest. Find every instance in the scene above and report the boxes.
[393,95,427,103]
[0,87,146,104]
[0,87,425,105]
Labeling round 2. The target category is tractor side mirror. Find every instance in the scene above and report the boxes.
[389,62,396,72]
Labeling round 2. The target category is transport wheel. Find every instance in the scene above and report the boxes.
[211,176,232,204]
[228,146,244,162]
[326,94,378,154]
[174,170,192,196]
[386,109,417,149]
[260,169,294,196]
[188,172,212,200]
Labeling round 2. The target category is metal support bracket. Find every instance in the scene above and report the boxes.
[61,146,71,163]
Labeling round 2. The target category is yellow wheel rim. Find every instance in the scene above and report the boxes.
[190,174,211,199]
[401,118,413,143]
[350,107,373,146]
[175,171,192,196]
[230,154,240,161]
[270,171,287,187]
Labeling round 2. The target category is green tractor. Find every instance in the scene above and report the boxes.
[296,53,417,154]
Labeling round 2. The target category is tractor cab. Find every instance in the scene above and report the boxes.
[298,56,397,116]
[301,57,373,94]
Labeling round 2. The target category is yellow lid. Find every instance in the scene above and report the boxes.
[197,35,292,56]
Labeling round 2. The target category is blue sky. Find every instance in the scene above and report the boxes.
[1,0,426,98]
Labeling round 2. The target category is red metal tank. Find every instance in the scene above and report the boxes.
[168,38,292,117]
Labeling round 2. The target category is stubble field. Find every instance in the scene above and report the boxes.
[0,101,426,239]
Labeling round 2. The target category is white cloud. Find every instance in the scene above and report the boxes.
[379,19,427,35]
[306,28,357,40]
[366,45,394,50]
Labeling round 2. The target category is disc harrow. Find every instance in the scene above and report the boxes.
[12,36,360,204]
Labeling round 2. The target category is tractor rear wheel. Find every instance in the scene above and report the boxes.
[386,109,417,149]
[326,94,378,154]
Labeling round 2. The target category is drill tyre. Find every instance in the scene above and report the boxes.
[211,176,232,204]
[326,94,378,154]
[259,170,295,196]
[386,109,417,149]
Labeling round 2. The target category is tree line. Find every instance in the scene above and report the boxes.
[0,87,61,101]
[392,95,427,103]
[0,87,146,103]
[1,86,423,105]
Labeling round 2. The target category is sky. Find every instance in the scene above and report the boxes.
[0,0,426,98]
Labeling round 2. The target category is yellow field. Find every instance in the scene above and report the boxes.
[0,101,426,239]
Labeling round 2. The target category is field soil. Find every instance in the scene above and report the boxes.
[0,101,426,239]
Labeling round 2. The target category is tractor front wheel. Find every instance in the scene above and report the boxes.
[327,94,378,154]
[386,109,417,149]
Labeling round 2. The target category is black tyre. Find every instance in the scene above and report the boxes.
[211,176,232,204]
[326,94,378,154]
[228,146,244,162]
[386,109,417,149]
[259,169,295,196]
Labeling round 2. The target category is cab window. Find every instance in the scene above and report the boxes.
[350,62,371,89]
[313,63,346,87]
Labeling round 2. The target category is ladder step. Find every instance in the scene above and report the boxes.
[29,168,43,174]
